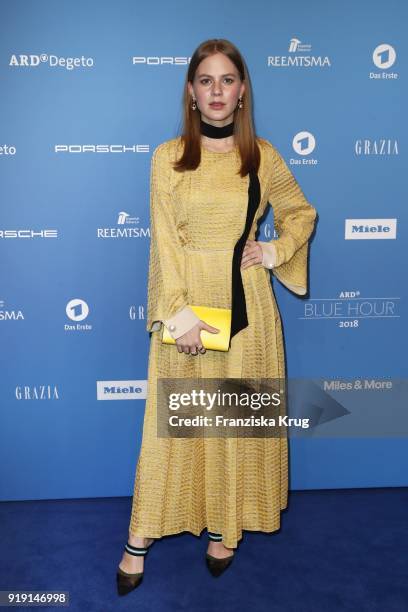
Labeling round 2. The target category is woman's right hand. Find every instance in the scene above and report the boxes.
[175,320,220,355]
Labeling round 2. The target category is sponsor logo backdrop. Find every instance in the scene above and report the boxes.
[0,0,406,499]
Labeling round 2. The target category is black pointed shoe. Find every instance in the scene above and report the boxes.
[116,538,154,596]
[205,551,234,577]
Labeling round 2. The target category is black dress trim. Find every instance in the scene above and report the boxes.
[230,169,261,344]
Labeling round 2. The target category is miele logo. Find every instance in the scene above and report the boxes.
[355,139,398,155]
[97,380,147,400]
[0,229,58,239]
[55,145,149,154]
[345,219,397,239]
[97,212,150,239]
[9,54,94,70]
[15,385,60,399]
[268,38,331,68]
[132,57,190,65]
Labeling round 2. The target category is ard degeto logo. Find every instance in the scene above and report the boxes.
[9,53,94,70]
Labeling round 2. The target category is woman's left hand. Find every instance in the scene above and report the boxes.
[240,239,263,269]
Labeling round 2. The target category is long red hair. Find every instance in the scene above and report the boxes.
[173,38,261,178]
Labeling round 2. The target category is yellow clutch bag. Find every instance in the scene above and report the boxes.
[161,305,232,352]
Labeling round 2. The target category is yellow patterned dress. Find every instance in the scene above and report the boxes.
[129,136,317,549]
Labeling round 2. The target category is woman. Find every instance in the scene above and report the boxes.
[117,38,317,594]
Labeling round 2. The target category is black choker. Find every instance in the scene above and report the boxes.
[200,118,234,139]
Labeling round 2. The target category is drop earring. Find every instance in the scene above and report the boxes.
[238,96,243,109]
[192,98,197,110]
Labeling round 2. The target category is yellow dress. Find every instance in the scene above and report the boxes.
[128,136,317,549]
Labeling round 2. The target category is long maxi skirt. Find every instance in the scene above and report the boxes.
[128,261,288,550]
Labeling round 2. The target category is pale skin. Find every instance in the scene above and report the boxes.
[119,52,262,574]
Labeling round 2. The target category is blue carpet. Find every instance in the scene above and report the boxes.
[0,488,407,611]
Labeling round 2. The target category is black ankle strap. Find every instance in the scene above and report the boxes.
[124,542,149,556]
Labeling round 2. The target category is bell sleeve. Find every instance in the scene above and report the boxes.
[146,142,200,338]
[257,142,317,295]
